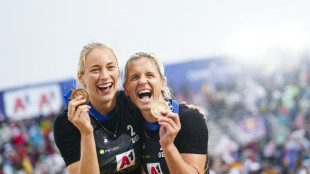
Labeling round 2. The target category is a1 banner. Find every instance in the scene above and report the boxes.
[3,84,63,121]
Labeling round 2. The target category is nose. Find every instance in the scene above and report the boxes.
[138,75,148,85]
[99,68,109,80]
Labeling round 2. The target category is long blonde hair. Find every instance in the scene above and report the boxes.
[76,42,120,89]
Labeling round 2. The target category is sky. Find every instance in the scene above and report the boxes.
[0,0,309,91]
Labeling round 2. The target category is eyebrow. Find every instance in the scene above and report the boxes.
[107,62,117,66]
[129,73,137,78]
[89,61,117,68]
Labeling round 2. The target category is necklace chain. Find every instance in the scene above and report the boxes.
[93,106,120,138]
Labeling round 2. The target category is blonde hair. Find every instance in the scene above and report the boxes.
[123,52,173,99]
[76,42,120,89]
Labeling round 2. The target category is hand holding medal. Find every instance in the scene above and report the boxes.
[151,102,170,119]
[67,88,92,135]
[69,88,90,105]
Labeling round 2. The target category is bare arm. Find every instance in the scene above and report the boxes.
[141,165,146,174]
[163,145,206,174]
[158,112,206,174]
[67,132,99,174]
[67,96,100,174]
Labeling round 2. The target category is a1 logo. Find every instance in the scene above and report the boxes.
[116,149,135,171]
[147,163,162,174]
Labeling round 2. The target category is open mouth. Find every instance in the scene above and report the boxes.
[98,82,113,92]
[138,89,152,102]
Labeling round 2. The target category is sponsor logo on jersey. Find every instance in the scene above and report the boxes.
[99,146,120,155]
[147,163,163,174]
[142,154,151,159]
[116,149,135,171]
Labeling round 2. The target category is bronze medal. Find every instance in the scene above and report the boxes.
[69,88,89,105]
[151,102,170,119]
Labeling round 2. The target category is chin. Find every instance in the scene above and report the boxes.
[101,92,116,102]
[136,103,151,111]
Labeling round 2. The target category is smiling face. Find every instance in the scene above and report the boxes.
[78,47,120,110]
[124,57,166,115]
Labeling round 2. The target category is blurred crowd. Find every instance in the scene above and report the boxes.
[1,57,310,174]
[0,115,67,174]
[173,57,310,174]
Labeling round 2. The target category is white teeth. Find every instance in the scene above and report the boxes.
[98,83,112,88]
[139,89,151,94]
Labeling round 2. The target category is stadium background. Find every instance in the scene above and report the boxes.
[1,1,310,173]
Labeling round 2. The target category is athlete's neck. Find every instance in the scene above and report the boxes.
[92,97,117,116]
[141,110,157,123]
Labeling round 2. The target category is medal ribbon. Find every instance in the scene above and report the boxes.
[64,90,116,122]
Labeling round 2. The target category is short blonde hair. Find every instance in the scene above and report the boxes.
[123,52,173,99]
